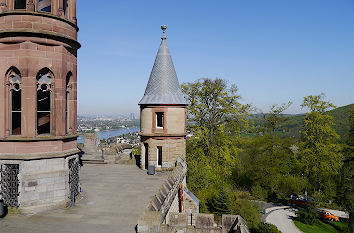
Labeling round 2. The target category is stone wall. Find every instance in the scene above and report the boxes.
[137,157,200,232]
[83,133,99,154]
[140,106,186,136]
[139,212,250,233]
[137,157,249,233]
[140,138,185,170]
[0,155,80,214]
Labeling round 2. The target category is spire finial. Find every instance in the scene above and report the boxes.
[161,25,167,40]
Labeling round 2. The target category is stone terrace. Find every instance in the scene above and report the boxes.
[0,163,167,233]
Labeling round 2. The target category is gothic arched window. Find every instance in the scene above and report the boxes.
[65,72,72,134]
[36,68,53,135]
[14,0,26,9]
[39,0,51,13]
[7,68,22,135]
[63,0,67,15]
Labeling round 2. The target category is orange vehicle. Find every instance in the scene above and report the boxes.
[318,209,339,222]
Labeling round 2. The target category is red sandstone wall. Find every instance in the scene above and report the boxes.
[0,41,77,139]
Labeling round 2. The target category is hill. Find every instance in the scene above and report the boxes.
[252,104,354,138]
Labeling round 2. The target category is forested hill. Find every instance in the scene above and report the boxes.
[254,104,354,138]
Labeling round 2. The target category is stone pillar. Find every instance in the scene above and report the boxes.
[22,74,36,137]
[26,0,35,12]
[0,0,7,12]
[72,0,77,23]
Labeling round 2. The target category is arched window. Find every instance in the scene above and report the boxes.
[7,68,22,135]
[38,0,51,13]
[65,72,72,134]
[14,0,26,9]
[36,68,53,135]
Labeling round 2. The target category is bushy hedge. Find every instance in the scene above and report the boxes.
[250,222,281,233]
[297,205,318,225]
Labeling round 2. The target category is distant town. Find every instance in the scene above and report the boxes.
[77,114,140,146]
[77,113,139,133]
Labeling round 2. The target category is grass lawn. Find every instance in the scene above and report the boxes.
[293,218,348,233]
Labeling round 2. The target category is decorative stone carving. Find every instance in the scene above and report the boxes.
[27,0,35,12]
[0,1,7,13]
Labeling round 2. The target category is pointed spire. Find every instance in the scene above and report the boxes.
[139,25,187,105]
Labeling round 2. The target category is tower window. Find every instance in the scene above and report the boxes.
[63,0,67,14]
[14,0,26,9]
[157,146,162,166]
[65,72,72,134]
[156,112,164,128]
[8,68,22,135]
[37,68,53,135]
[39,0,51,13]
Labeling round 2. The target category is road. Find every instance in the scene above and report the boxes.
[265,205,349,233]
[265,206,302,233]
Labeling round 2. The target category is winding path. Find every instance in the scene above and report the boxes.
[265,206,302,233]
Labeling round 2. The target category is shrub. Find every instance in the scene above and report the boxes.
[250,222,281,233]
[297,205,318,225]
[231,198,262,228]
[251,184,267,200]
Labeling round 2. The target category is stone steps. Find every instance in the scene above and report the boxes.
[82,159,106,164]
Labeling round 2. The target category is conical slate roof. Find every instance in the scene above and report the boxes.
[139,26,187,105]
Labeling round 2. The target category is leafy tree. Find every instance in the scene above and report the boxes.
[182,78,249,185]
[207,186,231,216]
[337,107,354,232]
[182,78,249,146]
[262,102,292,134]
[299,94,343,192]
[235,103,303,200]
[349,107,354,146]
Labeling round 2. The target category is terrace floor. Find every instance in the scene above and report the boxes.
[0,163,166,233]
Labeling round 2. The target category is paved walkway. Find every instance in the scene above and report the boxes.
[0,164,166,233]
[265,206,302,233]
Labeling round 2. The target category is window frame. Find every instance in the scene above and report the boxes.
[38,0,52,13]
[7,68,22,136]
[156,112,164,128]
[36,68,53,135]
[14,0,27,10]
[157,146,163,167]
[10,89,22,135]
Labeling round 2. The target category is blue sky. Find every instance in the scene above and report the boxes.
[77,0,354,115]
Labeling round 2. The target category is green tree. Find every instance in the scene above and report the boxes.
[182,78,249,146]
[182,78,249,184]
[349,107,354,146]
[337,107,354,232]
[235,103,303,199]
[262,102,292,134]
[207,186,231,216]
[299,94,343,193]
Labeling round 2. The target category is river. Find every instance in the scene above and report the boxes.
[77,127,140,143]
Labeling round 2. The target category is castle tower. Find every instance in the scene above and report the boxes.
[139,25,187,171]
[0,0,80,214]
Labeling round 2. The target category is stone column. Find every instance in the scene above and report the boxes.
[58,0,64,17]
[26,0,35,12]
[0,0,8,13]
[72,0,77,24]
[22,74,36,138]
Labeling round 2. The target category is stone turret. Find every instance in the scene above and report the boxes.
[139,25,187,171]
